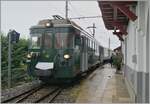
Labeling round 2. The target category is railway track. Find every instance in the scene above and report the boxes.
[2,85,63,103]
[34,87,62,103]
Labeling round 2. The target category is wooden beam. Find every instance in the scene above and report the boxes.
[113,31,123,35]
[111,4,137,21]
[100,1,137,6]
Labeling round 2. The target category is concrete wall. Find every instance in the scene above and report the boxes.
[122,1,150,103]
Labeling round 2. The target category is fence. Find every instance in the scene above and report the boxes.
[1,66,33,89]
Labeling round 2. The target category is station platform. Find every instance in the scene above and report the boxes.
[75,64,132,103]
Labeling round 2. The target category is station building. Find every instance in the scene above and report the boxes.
[98,1,150,103]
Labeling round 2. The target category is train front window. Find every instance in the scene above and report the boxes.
[44,32,52,48]
[55,33,73,49]
[31,33,42,49]
[31,32,52,49]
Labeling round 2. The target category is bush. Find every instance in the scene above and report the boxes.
[1,33,31,89]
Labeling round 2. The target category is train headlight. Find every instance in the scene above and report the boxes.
[64,54,70,59]
[27,54,31,58]
[46,23,51,27]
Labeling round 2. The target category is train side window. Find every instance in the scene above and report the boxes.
[88,39,89,48]
[90,40,92,48]
[97,44,98,53]
[94,42,96,51]
[95,43,96,52]
[85,38,88,48]
[75,36,81,46]
[94,42,95,50]
[93,41,95,50]
[75,36,81,50]
[92,41,94,50]
[89,39,91,48]
[97,44,98,52]
[88,39,90,49]
[85,37,88,49]
[81,37,84,50]
[89,40,91,48]
[87,38,89,48]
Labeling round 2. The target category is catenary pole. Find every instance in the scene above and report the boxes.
[65,0,68,19]
[8,30,12,88]
[87,23,96,37]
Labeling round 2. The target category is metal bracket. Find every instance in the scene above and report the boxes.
[112,20,128,35]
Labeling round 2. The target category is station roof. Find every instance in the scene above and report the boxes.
[98,1,137,40]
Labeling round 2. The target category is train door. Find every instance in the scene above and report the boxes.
[74,34,81,74]
[80,36,85,72]
[80,36,88,72]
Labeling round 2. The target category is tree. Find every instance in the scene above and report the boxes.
[1,32,30,89]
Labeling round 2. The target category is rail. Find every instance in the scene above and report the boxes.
[2,85,63,103]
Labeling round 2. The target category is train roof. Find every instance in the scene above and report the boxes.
[30,16,101,46]
[30,18,92,37]
[30,18,83,30]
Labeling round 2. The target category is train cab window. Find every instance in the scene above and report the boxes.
[44,33,52,48]
[31,32,52,49]
[31,33,42,49]
[55,33,73,49]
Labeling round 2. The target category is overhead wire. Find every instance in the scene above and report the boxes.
[68,0,92,30]
[68,0,84,17]
[67,0,101,45]
[68,0,101,38]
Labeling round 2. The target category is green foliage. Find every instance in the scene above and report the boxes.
[1,33,31,89]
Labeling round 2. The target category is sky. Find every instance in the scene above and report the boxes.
[1,1,120,50]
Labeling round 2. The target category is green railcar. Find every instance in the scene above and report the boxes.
[27,16,102,83]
